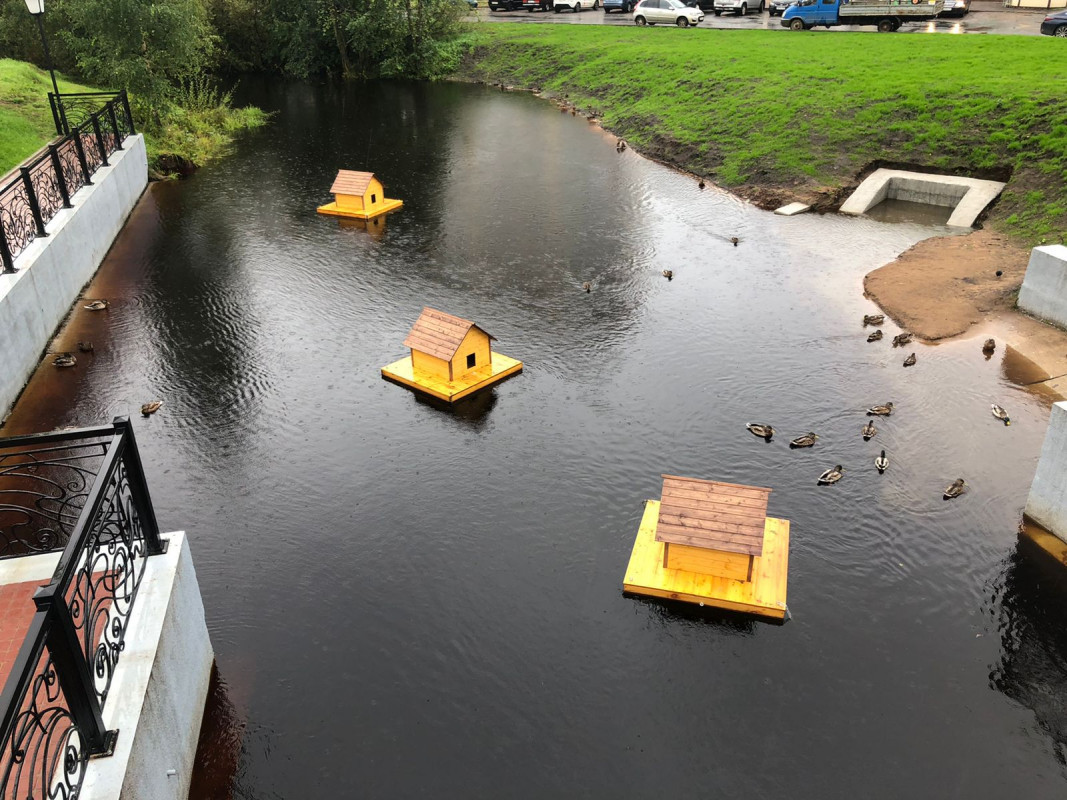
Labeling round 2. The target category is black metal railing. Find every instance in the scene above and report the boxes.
[0,91,134,274]
[0,418,165,800]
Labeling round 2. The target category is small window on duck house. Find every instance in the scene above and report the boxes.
[466,353,476,369]
[371,193,377,204]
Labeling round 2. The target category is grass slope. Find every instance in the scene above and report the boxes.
[461,25,1067,243]
[0,59,100,174]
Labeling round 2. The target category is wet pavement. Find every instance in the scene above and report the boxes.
[4,78,1067,797]
[473,0,1051,34]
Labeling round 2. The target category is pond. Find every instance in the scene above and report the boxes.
[5,78,1066,797]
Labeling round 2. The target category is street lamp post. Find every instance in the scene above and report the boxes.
[24,0,66,134]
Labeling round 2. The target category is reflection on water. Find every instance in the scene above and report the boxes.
[3,78,1065,797]
[865,198,953,226]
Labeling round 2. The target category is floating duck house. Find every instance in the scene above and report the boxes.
[623,475,790,621]
[381,307,523,402]
[317,170,403,220]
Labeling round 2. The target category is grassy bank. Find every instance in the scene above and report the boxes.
[460,26,1067,244]
[0,59,266,176]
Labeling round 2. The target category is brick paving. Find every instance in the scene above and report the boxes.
[0,579,45,689]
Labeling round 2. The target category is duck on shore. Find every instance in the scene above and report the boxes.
[52,353,76,368]
[892,332,912,347]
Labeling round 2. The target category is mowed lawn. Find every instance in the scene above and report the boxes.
[462,25,1067,242]
[0,59,101,175]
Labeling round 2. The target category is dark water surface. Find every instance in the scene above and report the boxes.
[7,79,1067,797]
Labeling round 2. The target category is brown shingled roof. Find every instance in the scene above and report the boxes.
[402,308,495,362]
[330,170,375,196]
[654,475,770,557]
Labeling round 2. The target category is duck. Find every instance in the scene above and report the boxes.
[662,270,673,280]
[982,338,996,355]
[903,352,916,367]
[746,423,775,442]
[863,314,884,326]
[698,179,706,190]
[866,402,894,416]
[84,299,109,311]
[582,281,591,293]
[140,401,163,416]
[570,109,577,116]
[617,140,627,152]
[789,432,819,448]
[991,403,1010,426]
[817,465,844,485]
[892,332,912,347]
[52,353,77,368]
[77,341,94,353]
[866,329,883,343]
[862,420,877,440]
[875,450,888,473]
[943,478,966,500]
[730,237,739,247]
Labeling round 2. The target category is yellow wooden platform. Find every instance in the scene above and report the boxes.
[381,352,522,402]
[623,500,790,621]
[317,199,403,220]
[1019,517,1067,570]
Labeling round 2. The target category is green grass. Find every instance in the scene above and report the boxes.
[460,26,1067,244]
[0,58,101,174]
[0,59,267,176]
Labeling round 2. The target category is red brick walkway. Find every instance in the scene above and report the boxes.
[0,580,45,689]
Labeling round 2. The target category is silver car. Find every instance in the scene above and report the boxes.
[712,0,764,13]
[634,0,705,25]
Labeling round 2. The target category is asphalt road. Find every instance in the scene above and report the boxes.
[473,0,1052,35]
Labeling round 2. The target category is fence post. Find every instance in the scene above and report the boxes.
[72,131,94,186]
[90,113,109,168]
[33,591,118,756]
[106,103,124,150]
[0,225,14,273]
[121,90,136,135]
[112,417,165,556]
[19,167,48,238]
[47,92,63,136]
[48,144,73,209]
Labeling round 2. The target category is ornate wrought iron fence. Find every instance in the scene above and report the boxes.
[0,418,165,800]
[0,91,134,274]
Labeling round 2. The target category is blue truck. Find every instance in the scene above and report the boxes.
[781,0,944,31]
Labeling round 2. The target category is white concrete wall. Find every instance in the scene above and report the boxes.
[839,168,1005,228]
[0,136,147,419]
[1025,402,1067,545]
[81,531,214,800]
[1018,245,1067,330]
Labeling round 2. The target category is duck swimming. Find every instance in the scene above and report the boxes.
[862,420,877,440]
[140,401,163,416]
[582,281,591,293]
[982,338,996,355]
[746,423,775,442]
[52,353,76,368]
[77,341,94,353]
[991,404,1010,425]
[818,465,844,485]
[875,450,888,473]
[866,402,894,416]
[903,353,916,367]
[84,299,109,311]
[789,432,819,448]
[662,270,673,280]
[867,329,883,343]
[863,314,884,326]
[943,478,966,500]
[892,332,912,347]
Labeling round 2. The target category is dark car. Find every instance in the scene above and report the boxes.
[488,0,523,9]
[768,0,792,15]
[603,0,637,10]
[522,0,553,8]
[1040,8,1067,36]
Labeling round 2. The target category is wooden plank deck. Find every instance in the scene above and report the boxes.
[316,198,403,220]
[381,352,522,402]
[624,500,789,621]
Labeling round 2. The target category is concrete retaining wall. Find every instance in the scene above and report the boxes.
[0,136,147,419]
[1024,401,1067,546]
[81,531,214,800]
[1017,245,1067,330]
[839,168,1005,228]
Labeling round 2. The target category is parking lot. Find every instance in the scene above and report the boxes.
[474,0,1051,35]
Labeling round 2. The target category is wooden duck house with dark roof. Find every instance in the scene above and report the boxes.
[623,475,790,621]
[317,170,403,220]
[381,307,523,402]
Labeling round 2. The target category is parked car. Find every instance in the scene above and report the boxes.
[604,0,637,11]
[522,0,553,9]
[633,0,704,25]
[1040,8,1067,35]
[939,0,969,17]
[488,0,523,9]
[712,0,764,14]
[554,0,599,10]
[768,0,793,15]
[466,0,479,7]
